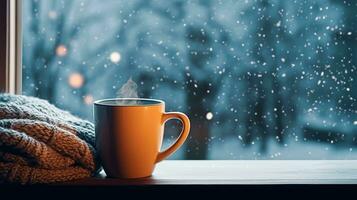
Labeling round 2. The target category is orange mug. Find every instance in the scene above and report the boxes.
[94,98,190,178]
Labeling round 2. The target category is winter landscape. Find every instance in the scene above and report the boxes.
[22,0,356,159]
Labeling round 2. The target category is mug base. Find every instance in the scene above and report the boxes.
[106,174,152,179]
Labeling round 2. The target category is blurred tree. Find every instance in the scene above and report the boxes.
[240,0,348,151]
[23,0,107,106]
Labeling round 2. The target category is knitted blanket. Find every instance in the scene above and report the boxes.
[0,93,100,184]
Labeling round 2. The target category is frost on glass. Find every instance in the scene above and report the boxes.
[22,0,356,159]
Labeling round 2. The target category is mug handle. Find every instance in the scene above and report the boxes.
[156,112,190,163]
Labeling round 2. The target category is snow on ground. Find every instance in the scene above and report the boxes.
[209,136,357,160]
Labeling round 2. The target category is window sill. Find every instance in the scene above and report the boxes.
[65,160,357,185]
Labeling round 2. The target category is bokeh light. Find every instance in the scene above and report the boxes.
[110,51,121,63]
[68,72,84,88]
[83,95,94,105]
[206,112,213,120]
[48,10,58,19]
[56,45,67,57]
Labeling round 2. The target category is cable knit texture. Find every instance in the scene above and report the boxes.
[0,93,100,184]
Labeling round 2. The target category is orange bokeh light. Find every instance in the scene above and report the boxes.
[83,95,94,105]
[56,45,68,57]
[68,72,84,88]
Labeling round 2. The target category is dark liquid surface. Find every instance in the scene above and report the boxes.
[95,99,163,106]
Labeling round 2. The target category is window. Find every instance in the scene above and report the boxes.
[21,0,356,160]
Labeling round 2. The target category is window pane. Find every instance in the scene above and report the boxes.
[22,0,357,159]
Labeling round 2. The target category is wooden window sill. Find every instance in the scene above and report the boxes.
[63,160,357,185]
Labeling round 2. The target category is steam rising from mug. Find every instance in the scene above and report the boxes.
[117,78,139,105]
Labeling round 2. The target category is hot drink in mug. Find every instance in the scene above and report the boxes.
[94,98,190,178]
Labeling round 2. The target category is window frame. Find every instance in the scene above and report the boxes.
[0,0,7,92]
[0,0,22,94]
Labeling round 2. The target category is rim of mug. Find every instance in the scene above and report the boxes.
[94,98,165,107]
